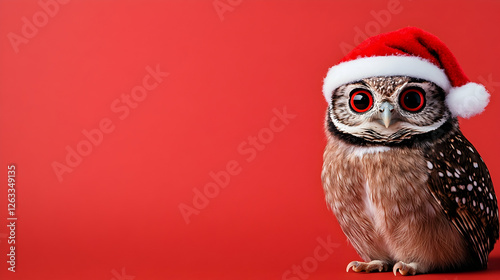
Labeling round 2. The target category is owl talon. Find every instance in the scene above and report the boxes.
[346,261,359,272]
[346,260,389,273]
[393,261,418,276]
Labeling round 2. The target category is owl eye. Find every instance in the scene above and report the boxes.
[400,88,425,112]
[349,89,373,113]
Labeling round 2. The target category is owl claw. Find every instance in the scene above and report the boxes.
[346,260,389,273]
[393,261,418,276]
[346,261,358,272]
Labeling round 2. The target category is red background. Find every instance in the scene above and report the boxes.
[1,0,500,279]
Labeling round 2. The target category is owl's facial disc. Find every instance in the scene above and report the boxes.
[329,76,451,144]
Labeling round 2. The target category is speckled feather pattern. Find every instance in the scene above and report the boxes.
[322,76,499,274]
[426,132,499,267]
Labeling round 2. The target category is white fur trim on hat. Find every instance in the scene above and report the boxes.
[446,83,490,118]
[322,55,451,102]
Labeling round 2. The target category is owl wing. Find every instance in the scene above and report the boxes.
[425,131,499,269]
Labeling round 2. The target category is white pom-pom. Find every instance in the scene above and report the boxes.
[446,83,490,118]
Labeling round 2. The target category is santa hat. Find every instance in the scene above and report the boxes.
[322,27,490,118]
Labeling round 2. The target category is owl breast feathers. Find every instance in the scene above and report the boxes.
[322,76,499,275]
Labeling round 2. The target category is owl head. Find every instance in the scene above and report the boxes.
[323,27,490,145]
[328,76,451,145]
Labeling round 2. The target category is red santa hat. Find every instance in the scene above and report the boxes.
[322,27,490,118]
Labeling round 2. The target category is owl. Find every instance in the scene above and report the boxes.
[321,27,499,276]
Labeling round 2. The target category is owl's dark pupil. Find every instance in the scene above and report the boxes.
[353,93,370,110]
[400,88,425,112]
[354,93,369,107]
[403,91,421,109]
[349,90,373,113]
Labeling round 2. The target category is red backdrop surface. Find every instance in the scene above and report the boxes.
[1,0,500,279]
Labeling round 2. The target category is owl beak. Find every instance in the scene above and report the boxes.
[379,102,394,128]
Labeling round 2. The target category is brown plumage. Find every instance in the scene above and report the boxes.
[322,76,499,275]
